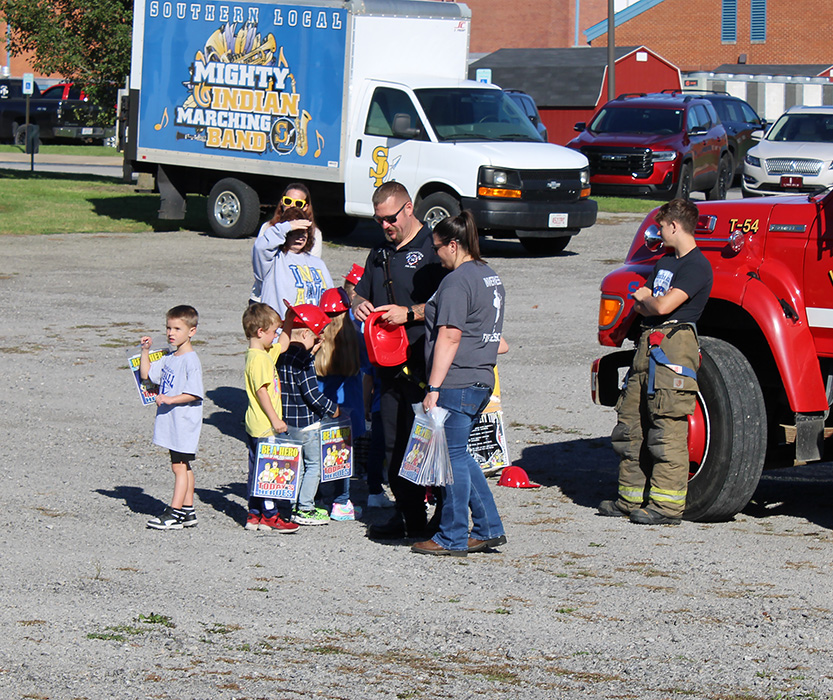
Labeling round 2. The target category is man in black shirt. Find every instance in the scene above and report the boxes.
[598,198,713,525]
[353,181,446,538]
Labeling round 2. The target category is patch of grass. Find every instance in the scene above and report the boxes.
[138,613,175,628]
[306,644,348,655]
[0,170,209,235]
[204,622,242,635]
[595,196,666,214]
[493,608,511,615]
[555,607,577,614]
[0,144,118,157]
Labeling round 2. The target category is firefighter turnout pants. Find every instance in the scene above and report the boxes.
[610,324,700,518]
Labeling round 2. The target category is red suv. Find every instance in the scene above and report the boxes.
[567,93,731,200]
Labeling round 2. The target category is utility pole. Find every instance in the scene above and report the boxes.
[607,0,615,102]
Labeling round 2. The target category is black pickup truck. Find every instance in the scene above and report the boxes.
[0,78,112,144]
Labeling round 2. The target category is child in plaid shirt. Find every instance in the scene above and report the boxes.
[276,302,342,525]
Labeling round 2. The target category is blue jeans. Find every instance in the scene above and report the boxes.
[286,424,322,512]
[433,386,505,551]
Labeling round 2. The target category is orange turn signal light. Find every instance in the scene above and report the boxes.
[580,186,591,198]
[477,186,522,199]
[598,295,623,329]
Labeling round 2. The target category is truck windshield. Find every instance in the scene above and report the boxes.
[590,107,683,135]
[415,88,543,142]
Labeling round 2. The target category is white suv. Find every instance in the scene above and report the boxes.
[743,105,833,196]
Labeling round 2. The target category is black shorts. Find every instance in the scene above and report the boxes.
[169,450,196,464]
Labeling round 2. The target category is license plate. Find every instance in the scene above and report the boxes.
[82,127,93,135]
[548,213,568,228]
[780,175,803,188]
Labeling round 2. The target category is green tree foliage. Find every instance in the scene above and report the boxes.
[0,0,132,117]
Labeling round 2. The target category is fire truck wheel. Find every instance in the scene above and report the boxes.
[207,178,260,239]
[684,336,766,522]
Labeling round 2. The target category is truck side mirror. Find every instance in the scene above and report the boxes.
[392,113,419,139]
[751,129,763,141]
[574,122,586,132]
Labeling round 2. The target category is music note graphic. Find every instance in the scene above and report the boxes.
[313,130,324,158]
[154,107,169,131]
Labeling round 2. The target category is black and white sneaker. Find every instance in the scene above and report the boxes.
[147,507,185,530]
[181,508,197,528]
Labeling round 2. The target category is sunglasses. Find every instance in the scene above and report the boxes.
[374,201,407,225]
[281,196,307,208]
[432,239,455,252]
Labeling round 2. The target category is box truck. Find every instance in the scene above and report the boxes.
[126,0,597,253]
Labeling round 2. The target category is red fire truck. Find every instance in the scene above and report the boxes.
[592,192,833,521]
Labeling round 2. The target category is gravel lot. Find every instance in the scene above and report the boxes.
[2,217,833,700]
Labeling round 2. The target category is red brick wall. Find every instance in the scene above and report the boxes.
[589,0,833,71]
[0,22,61,81]
[465,0,610,52]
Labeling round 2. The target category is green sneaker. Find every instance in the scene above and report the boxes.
[292,507,330,526]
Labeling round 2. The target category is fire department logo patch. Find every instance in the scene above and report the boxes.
[673,377,684,389]
[405,251,424,268]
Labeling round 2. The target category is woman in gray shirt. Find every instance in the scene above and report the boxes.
[413,211,507,557]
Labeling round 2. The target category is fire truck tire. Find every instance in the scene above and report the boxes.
[684,336,766,522]
[207,178,260,239]
[414,192,460,230]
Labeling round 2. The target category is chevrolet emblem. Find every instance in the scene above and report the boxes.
[547,181,561,189]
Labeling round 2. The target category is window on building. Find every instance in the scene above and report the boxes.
[750,0,767,42]
[721,0,737,43]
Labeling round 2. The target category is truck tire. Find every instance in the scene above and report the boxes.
[207,178,260,239]
[14,124,40,149]
[414,192,460,230]
[684,336,766,522]
[705,156,731,200]
[518,235,572,255]
[674,162,693,200]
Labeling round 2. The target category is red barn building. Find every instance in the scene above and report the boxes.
[469,46,681,146]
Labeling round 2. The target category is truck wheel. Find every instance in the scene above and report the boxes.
[207,178,260,239]
[674,162,693,200]
[414,192,460,230]
[518,235,572,255]
[705,156,731,200]
[14,124,40,149]
[684,336,766,522]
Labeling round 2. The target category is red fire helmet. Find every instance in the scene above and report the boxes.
[343,263,364,285]
[364,311,409,367]
[283,299,331,336]
[497,466,541,488]
[319,287,350,315]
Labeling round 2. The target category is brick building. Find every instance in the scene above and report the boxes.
[586,0,833,72]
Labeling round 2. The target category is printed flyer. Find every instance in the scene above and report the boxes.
[467,367,510,473]
[320,417,352,483]
[127,346,170,406]
[399,415,434,485]
[251,438,302,501]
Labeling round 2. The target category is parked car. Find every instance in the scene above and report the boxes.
[742,105,833,196]
[39,82,113,143]
[504,89,547,141]
[567,92,731,200]
[666,90,765,180]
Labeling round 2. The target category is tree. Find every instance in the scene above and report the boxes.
[0,0,132,117]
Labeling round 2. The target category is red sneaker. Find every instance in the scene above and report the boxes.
[259,514,299,533]
[244,513,260,531]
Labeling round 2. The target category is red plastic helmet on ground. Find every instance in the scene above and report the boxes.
[343,263,364,285]
[497,466,541,488]
[319,287,350,315]
[283,299,331,336]
[364,311,409,367]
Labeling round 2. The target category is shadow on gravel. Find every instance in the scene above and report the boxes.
[95,486,167,516]
[516,438,833,530]
[743,463,833,530]
[514,437,619,510]
[205,387,248,442]
[196,482,248,525]
[329,220,578,259]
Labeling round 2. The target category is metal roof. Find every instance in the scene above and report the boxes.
[468,47,652,108]
[710,64,833,78]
